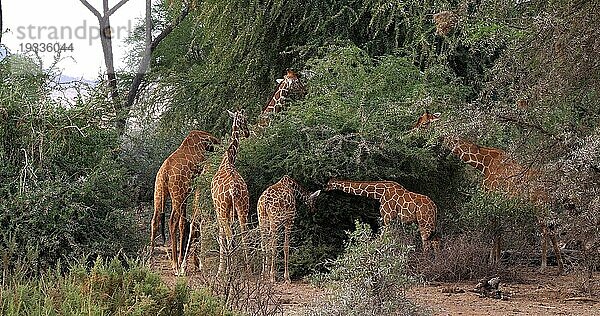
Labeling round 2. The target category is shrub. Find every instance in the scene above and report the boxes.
[0,256,236,316]
[308,221,420,316]
[0,56,144,273]
[458,191,538,258]
[409,234,504,282]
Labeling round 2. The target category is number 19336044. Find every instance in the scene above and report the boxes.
[19,43,74,53]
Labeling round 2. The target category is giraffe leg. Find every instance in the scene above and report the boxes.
[258,214,270,278]
[217,225,227,277]
[217,211,234,277]
[269,224,278,283]
[160,212,166,244]
[168,206,179,273]
[150,213,159,257]
[150,189,166,262]
[284,224,291,284]
[549,233,564,274]
[235,204,249,269]
[177,211,187,275]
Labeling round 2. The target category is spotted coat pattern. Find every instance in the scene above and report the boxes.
[325,179,439,252]
[257,175,320,283]
[151,130,220,273]
[211,109,250,275]
[259,70,306,126]
[413,111,564,272]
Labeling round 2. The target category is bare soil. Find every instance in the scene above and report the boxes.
[406,267,600,316]
[152,247,599,315]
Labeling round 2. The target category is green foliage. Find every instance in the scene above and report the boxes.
[308,221,419,315]
[132,0,515,136]
[0,56,143,272]
[231,45,468,274]
[0,256,236,316]
[458,191,537,249]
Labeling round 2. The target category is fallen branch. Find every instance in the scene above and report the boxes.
[564,297,599,303]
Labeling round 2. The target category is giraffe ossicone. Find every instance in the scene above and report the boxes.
[258,175,321,283]
[324,178,439,253]
[150,130,220,275]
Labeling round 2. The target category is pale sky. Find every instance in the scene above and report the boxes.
[3,0,147,80]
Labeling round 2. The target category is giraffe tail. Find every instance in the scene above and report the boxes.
[153,168,168,245]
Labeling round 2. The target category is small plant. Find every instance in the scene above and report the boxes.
[308,221,420,316]
[409,233,502,282]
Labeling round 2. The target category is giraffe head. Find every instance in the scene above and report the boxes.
[227,109,250,138]
[278,69,307,98]
[187,130,221,152]
[412,110,441,130]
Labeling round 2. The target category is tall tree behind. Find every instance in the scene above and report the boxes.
[1,0,3,44]
[80,0,192,135]
[137,0,476,135]
[79,0,125,102]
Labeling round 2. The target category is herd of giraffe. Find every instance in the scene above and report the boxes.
[150,71,564,280]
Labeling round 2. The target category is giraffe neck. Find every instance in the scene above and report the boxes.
[223,117,245,165]
[281,175,312,204]
[181,131,218,165]
[445,136,489,173]
[326,180,387,200]
[263,80,290,114]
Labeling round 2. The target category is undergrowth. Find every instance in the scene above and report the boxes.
[308,221,422,316]
[0,256,236,316]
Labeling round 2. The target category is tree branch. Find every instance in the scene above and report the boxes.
[79,0,102,19]
[496,114,555,137]
[108,0,131,16]
[0,0,3,44]
[150,4,191,50]
[125,2,191,109]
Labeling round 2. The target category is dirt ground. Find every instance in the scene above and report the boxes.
[406,267,600,316]
[152,247,599,315]
[276,266,600,316]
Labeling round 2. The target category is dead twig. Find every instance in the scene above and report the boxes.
[564,297,599,303]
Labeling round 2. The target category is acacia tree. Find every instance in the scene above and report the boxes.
[80,0,192,134]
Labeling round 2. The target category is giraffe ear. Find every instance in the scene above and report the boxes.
[227,109,235,117]
[276,78,284,84]
[432,112,441,120]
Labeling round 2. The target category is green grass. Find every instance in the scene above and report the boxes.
[0,257,236,316]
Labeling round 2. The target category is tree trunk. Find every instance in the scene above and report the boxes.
[0,0,3,44]
[125,2,191,111]
[80,0,191,135]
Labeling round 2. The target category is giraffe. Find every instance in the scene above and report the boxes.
[413,111,564,272]
[150,130,220,274]
[411,110,440,131]
[324,179,439,252]
[257,175,321,283]
[258,69,307,127]
[211,109,250,275]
